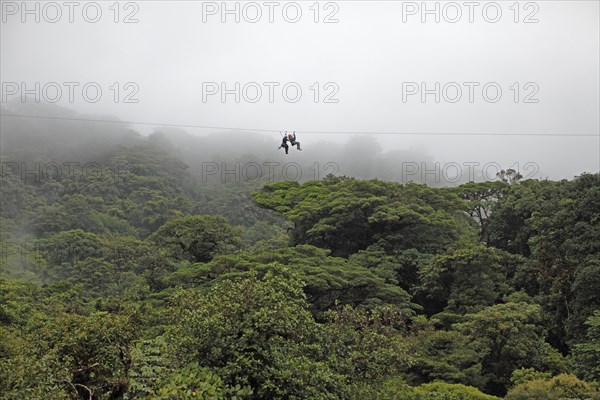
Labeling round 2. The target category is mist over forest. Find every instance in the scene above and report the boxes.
[1,102,555,187]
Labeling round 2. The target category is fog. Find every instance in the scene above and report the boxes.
[1,0,599,182]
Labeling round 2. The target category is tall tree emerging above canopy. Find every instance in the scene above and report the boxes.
[455,181,508,244]
[253,177,471,257]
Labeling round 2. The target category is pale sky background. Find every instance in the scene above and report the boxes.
[1,0,599,179]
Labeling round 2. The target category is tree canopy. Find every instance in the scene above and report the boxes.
[1,124,599,399]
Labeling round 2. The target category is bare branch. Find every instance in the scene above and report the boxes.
[60,379,93,400]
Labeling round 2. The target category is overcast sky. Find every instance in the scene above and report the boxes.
[1,0,599,180]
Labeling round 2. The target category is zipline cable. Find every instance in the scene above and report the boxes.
[1,113,598,137]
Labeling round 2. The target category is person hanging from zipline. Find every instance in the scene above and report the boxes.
[287,131,302,151]
[278,132,290,154]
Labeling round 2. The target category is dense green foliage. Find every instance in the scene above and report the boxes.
[1,115,599,399]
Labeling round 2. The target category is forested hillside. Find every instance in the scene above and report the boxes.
[1,114,599,399]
